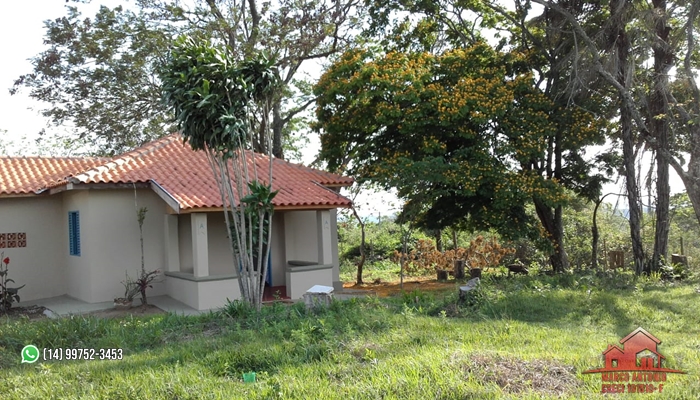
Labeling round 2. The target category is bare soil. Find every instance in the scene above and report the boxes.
[343,278,457,297]
[0,305,50,320]
[456,352,581,396]
[1,304,166,320]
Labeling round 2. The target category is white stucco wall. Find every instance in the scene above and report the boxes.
[177,213,193,274]
[0,196,67,302]
[270,213,286,286]
[62,190,93,302]
[330,209,340,284]
[206,213,236,276]
[166,275,241,310]
[183,212,287,285]
[63,189,167,303]
[283,211,318,262]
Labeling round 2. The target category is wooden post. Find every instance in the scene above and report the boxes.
[454,260,465,279]
[437,269,448,281]
[680,237,684,256]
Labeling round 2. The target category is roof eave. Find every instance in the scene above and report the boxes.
[178,203,351,214]
[150,180,181,214]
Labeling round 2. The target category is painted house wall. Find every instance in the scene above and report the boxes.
[166,275,241,310]
[64,189,168,303]
[206,213,235,276]
[270,213,286,286]
[63,190,93,302]
[283,211,318,262]
[330,209,340,284]
[0,196,67,302]
[183,212,287,285]
[178,214,193,274]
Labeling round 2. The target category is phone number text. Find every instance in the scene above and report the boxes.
[42,348,123,361]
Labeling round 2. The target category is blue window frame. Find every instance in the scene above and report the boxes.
[68,211,81,256]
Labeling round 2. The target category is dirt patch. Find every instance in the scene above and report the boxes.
[83,304,165,319]
[457,353,581,396]
[343,278,456,297]
[0,305,51,320]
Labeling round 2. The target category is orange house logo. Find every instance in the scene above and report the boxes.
[583,327,685,394]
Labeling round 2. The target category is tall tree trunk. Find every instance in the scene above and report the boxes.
[434,229,443,252]
[651,0,673,270]
[611,0,645,274]
[674,157,700,229]
[591,197,604,270]
[272,100,284,158]
[533,198,569,272]
[351,205,366,285]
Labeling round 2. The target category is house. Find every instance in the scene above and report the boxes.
[0,134,353,310]
[586,328,666,372]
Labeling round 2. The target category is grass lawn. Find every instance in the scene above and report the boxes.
[1,270,699,399]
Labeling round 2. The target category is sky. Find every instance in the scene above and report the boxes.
[0,1,687,220]
[0,1,124,150]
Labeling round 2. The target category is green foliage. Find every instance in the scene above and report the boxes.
[160,36,278,157]
[2,273,700,398]
[314,43,605,245]
[0,254,24,312]
[11,5,174,155]
[338,217,404,261]
[13,0,357,157]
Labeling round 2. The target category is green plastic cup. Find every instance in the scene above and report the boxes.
[242,372,256,383]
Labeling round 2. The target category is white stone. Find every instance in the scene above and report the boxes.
[306,285,334,294]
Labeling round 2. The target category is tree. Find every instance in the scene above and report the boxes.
[160,36,279,309]
[314,44,606,266]
[528,0,700,273]
[11,5,173,155]
[359,0,612,272]
[12,0,361,157]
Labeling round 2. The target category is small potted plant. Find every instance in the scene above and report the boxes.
[114,273,138,309]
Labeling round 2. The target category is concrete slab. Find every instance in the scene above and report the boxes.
[149,295,203,316]
[17,295,113,316]
[17,295,203,317]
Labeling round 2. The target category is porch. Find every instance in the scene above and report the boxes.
[162,209,339,310]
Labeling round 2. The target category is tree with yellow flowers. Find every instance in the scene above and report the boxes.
[314,43,607,272]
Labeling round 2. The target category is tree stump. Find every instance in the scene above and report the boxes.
[671,254,688,267]
[437,269,449,281]
[507,263,529,276]
[454,260,465,280]
[470,268,482,279]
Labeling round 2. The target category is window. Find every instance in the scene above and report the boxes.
[68,211,81,256]
[611,359,618,368]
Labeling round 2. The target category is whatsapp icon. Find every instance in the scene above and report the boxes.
[21,345,40,364]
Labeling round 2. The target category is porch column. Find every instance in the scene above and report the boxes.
[191,213,209,277]
[330,209,341,287]
[164,214,180,272]
[316,210,332,265]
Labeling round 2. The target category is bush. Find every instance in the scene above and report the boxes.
[392,236,514,276]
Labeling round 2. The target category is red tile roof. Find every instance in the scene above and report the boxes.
[1,134,353,211]
[0,157,108,195]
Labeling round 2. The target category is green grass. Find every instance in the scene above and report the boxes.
[1,271,699,399]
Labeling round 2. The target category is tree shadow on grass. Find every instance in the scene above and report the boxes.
[479,289,635,333]
[640,297,687,315]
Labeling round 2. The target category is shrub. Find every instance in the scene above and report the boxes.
[0,253,25,312]
[392,236,514,276]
